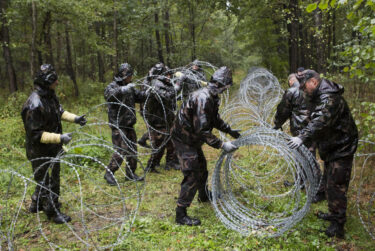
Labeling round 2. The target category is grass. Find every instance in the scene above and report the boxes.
[1,78,375,250]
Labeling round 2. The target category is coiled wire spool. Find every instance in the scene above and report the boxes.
[212,128,320,237]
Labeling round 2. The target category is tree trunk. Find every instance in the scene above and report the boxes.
[65,24,79,97]
[0,0,18,93]
[287,0,299,73]
[30,0,37,75]
[95,22,105,82]
[188,1,196,61]
[42,11,54,65]
[314,4,325,73]
[113,0,118,71]
[154,11,164,63]
[163,6,171,66]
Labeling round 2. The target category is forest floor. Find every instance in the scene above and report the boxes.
[0,76,374,250]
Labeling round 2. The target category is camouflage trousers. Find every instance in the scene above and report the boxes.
[107,127,137,173]
[31,158,60,207]
[147,127,176,168]
[173,139,208,207]
[323,155,354,224]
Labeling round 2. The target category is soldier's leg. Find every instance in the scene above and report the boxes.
[197,148,210,202]
[105,128,126,185]
[313,158,327,203]
[174,140,201,226]
[323,155,353,238]
[146,128,165,172]
[138,132,150,148]
[107,128,126,173]
[165,137,179,170]
[30,159,50,213]
[124,128,144,181]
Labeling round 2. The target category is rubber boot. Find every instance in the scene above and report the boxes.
[104,170,117,186]
[175,206,201,226]
[325,221,344,238]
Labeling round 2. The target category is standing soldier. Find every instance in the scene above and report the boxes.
[288,70,358,238]
[174,59,208,100]
[273,70,320,189]
[104,63,146,185]
[171,66,240,226]
[144,63,179,172]
[22,64,87,224]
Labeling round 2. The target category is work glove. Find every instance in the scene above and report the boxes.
[120,83,135,94]
[200,81,208,86]
[74,114,87,126]
[222,141,238,153]
[60,133,73,145]
[229,129,241,139]
[287,137,303,149]
[273,126,282,131]
[174,71,184,78]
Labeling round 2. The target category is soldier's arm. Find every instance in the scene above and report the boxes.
[24,107,62,144]
[193,97,223,149]
[298,94,341,142]
[274,90,293,129]
[104,83,122,102]
[152,80,176,99]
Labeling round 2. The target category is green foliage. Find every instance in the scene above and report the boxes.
[354,101,375,142]
[0,91,28,119]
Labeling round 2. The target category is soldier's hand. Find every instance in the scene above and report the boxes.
[273,126,282,131]
[222,141,238,153]
[174,71,184,78]
[60,133,73,145]
[200,81,208,86]
[74,114,87,126]
[287,137,302,149]
[229,129,241,139]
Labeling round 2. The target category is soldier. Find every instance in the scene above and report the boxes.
[144,63,179,172]
[22,64,87,224]
[104,63,146,185]
[174,59,208,100]
[288,70,358,238]
[274,71,319,189]
[171,66,240,226]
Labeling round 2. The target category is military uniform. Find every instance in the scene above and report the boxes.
[104,77,146,181]
[298,77,358,235]
[172,86,238,207]
[144,76,177,171]
[176,67,207,100]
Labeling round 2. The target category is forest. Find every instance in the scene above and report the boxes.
[1,0,375,250]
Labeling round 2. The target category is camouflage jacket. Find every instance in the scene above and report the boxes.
[177,68,206,99]
[171,86,232,148]
[298,79,358,161]
[143,76,176,128]
[21,85,64,159]
[274,82,312,136]
[104,81,146,129]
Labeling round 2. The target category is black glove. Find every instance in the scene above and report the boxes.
[74,114,87,126]
[60,133,73,145]
[273,126,282,131]
[229,129,241,139]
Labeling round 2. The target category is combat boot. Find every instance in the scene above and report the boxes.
[175,206,201,226]
[325,221,344,238]
[44,200,72,224]
[126,169,144,182]
[104,170,117,186]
